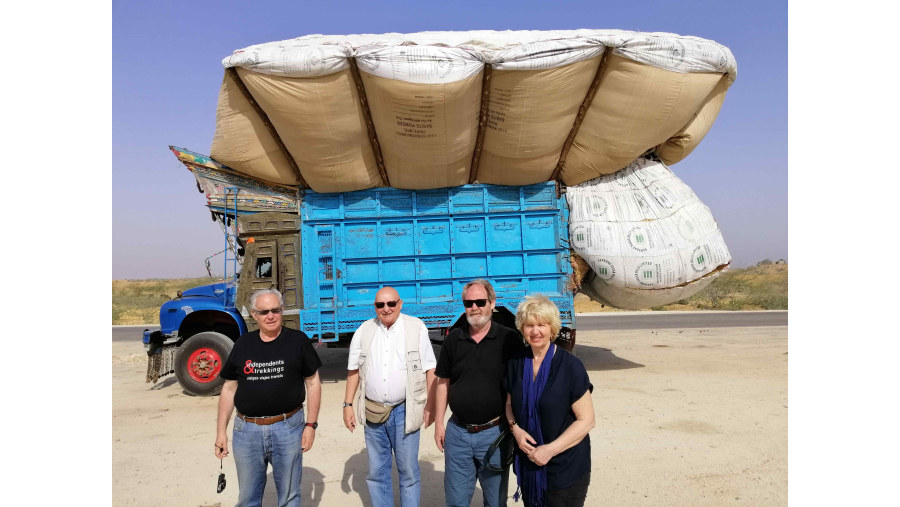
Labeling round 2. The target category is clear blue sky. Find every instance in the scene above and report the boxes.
[112,0,787,279]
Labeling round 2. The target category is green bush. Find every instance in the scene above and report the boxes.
[669,262,787,311]
[112,304,125,323]
[750,294,788,310]
[700,275,746,308]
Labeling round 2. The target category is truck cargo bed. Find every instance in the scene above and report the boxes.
[295,182,574,340]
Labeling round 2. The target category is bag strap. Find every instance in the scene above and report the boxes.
[484,427,515,472]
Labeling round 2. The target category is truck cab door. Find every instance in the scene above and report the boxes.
[236,212,302,332]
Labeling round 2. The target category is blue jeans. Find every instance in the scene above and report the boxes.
[232,409,305,507]
[444,417,509,507]
[364,402,421,507]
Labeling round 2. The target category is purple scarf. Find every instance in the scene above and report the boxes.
[514,343,555,506]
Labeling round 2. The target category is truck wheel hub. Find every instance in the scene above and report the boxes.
[186,347,222,383]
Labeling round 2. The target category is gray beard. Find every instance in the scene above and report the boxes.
[466,312,491,329]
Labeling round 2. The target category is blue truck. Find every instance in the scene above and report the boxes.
[144,148,577,396]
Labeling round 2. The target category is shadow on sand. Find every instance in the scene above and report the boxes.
[311,343,354,383]
[148,377,178,391]
[310,342,443,384]
[569,342,644,372]
[256,446,444,506]
[259,466,326,506]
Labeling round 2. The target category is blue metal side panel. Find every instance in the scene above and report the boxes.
[299,182,572,340]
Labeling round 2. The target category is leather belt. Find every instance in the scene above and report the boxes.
[452,415,501,434]
[237,405,303,426]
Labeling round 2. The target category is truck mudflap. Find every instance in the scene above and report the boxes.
[144,330,176,384]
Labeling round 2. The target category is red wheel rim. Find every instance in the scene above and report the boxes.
[186,347,222,383]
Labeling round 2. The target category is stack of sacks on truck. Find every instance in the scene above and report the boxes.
[567,157,730,309]
[209,29,736,309]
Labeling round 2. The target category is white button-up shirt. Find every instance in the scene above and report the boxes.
[347,315,437,405]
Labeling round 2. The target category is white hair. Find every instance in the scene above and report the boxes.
[249,289,284,310]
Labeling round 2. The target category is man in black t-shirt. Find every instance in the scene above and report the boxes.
[215,289,322,507]
[432,279,521,507]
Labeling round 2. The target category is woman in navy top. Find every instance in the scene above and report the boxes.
[505,295,595,507]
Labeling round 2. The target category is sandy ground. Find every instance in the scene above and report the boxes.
[112,324,787,506]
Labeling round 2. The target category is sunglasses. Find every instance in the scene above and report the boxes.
[463,299,489,308]
[253,307,283,315]
[374,300,400,309]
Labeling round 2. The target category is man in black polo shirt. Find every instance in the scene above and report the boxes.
[215,289,322,507]
[432,279,521,507]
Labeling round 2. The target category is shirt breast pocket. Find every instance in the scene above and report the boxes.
[406,350,422,372]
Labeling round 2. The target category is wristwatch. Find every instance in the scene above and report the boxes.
[305,422,318,429]
[342,402,353,408]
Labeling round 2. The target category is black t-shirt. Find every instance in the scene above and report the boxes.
[221,327,322,417]
[435,321,522,424]
[505,347,593,491]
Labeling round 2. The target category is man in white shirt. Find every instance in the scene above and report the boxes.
[343,286,437,507]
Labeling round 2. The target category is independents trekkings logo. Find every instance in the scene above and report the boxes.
[243,359,286,381]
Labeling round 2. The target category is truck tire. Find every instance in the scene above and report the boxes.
[174,332,233,396]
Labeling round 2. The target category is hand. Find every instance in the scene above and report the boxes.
[343,406,356,432]
[434,422,445,452]
[512,426,537,455]
[215,435,229,459]
[301,426,315,452]
[527,444,554,466]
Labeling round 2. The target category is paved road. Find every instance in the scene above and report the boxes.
[112,311,786,343]
[576,310,787,331]
[113,326,158,343]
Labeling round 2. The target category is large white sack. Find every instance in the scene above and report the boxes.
[222,30,736,80]
[355,45,483,84]
[567,158,730,309]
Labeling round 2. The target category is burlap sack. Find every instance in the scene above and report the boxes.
[477,56,601,185]
[210,71,296,185]
[656,74,731,166]
[236,68,382,193]
[561,53,723,186]
[359,71,483,189]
